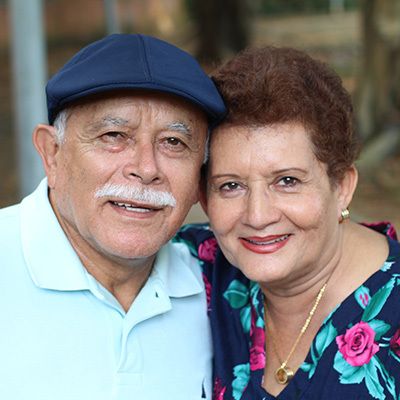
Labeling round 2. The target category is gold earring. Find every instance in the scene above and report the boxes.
[339,208,350,224]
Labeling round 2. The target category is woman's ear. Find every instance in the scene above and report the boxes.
[32,124,60,188]
[338,165,358,210]
[199,184,209,216]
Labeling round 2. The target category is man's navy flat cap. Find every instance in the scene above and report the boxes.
[46,33,226,127]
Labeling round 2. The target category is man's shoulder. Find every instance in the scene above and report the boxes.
[167,238,203,275]
[0,202,21,219]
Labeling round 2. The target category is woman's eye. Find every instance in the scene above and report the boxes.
[220,182,240,191]
[278,176,299,186]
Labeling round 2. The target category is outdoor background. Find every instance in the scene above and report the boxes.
[0,0,399,229]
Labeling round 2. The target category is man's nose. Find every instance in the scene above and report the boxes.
[123,142,161,184]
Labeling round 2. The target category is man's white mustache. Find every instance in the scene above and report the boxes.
[95,183,177,207]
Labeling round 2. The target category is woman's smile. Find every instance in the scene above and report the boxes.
[239,234,291,254]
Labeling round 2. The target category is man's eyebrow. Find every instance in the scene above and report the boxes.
[165,122,193,136]
[89,117,129,132]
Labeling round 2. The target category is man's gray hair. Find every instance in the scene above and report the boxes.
[52,109,68,145]
[202,129,211,164]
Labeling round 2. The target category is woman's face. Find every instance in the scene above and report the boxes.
[202,122,351,286]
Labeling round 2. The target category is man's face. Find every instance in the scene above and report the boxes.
[48,91,207,266]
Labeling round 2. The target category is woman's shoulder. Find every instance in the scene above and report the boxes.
[361,221,398,241]
[360,221,400,268]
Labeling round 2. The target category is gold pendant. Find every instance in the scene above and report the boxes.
[275,366,294,385]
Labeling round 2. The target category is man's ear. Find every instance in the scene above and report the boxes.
[32,124,60,188]
[337,165,358,213]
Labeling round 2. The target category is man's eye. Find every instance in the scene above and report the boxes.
[100,132,124,143]
[166,137,184,146]
[98,131,128,152]
[104,132,122,138]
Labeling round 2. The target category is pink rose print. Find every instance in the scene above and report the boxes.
[390,327,400,357]
[213,376,226,399]
[198,238,218,262]
[336,321,379,367]
[249,326,266,371]
[359,292,369,307]
[387,224,398,240]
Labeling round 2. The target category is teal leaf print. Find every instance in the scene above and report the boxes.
[334,351,390,399]
[250,282,260,309]
[232,363,250,400]
[301,347,317,377]
[362,279,395,322]
[301,362,313,373]
[374,357,397,399]
[368,319,390,341]
[381,261,394,272]
[334,351,365,384]
[255,316,265,329]
[355,286,371,309]
[249,279,259,293]
[240,306,252,334]
[302,321,338,378]
[223,280,249,309]
[315,320,338,358]
[177,223,209,233]
[365,358,385,400]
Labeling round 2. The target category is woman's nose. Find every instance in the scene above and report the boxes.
[243,189,281,229]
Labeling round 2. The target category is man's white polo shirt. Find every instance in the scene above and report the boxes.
[0,179,212,399]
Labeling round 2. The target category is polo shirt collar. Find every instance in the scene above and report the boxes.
[21,179,203,299]
[152,242,203,298]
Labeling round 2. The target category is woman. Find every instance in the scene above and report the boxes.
[175,46,400,399]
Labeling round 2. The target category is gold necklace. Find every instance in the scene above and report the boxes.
[263,283,327,385]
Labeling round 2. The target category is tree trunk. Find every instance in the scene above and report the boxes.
[355,0,400,144]
[189,0,251,64]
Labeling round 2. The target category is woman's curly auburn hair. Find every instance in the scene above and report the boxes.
[210,46,360,185]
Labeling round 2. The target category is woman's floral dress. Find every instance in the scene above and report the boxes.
[173,222,400,400]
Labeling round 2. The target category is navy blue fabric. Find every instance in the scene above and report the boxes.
[175,223,400,399]
[46,34,226,127]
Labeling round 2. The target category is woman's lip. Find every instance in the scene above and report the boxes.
[239,234,291,254]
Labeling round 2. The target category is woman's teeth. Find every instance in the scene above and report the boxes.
[247,234,289,245]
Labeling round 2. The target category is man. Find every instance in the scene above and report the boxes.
[0,34,225,399]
